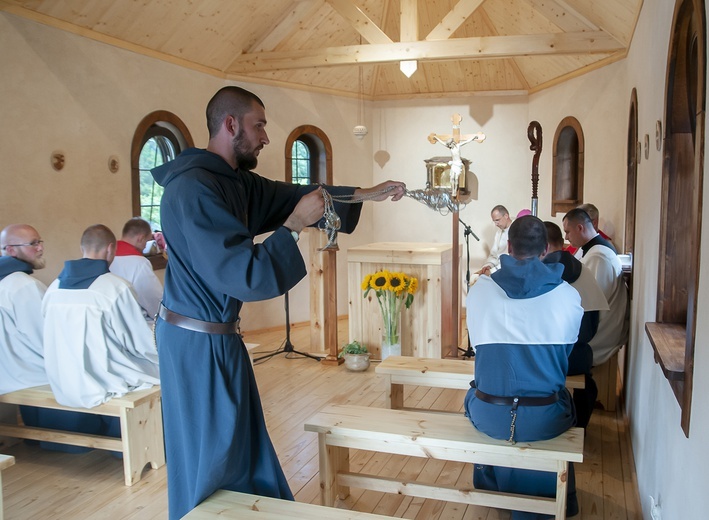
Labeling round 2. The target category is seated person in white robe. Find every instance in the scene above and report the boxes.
[0,224,49,393]
[474,204,513,276]
[563,208,629,367]
[43,224,160,410]
[109,217,163,322]
[2,224,103,452]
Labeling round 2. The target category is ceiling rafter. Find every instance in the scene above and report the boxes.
[521,0,597,32]
[426,0,486,41]
[400,0,417,42]
[478,7,530,91]
[325,0,392,44]
[248,0,324,53]
[228,31,624,73]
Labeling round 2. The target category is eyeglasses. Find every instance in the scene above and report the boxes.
[1,240,44,250]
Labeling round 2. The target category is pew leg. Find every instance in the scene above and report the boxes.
[389,382,404,410]
[317,434,349,506]
[554,460,569,520]
[119,396,165,486]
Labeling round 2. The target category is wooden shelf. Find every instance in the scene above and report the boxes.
[645,322,686,381]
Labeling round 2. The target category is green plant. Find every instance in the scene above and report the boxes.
[338,340,369,358]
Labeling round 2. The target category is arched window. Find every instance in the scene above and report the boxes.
[131,111,193,268]
[285,126,332,185]
[291,140,312,185]
[647,0,705,437]
[551,117,584,215]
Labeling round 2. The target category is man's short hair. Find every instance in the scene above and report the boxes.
[81,224,116,253]
[491,204,509,217]
[577,203,599,222]
[543,221,565,249]
[563,208,593,227]
[206,86,265,138]
[508,215,547,258]
[122,217,152,238]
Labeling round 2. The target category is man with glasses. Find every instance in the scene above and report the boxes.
[0,224,49,394]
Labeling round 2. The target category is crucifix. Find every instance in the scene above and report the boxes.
[428,114,485,197]
[428,114,485,358]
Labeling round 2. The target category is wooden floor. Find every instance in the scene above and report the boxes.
[1,318,642,519]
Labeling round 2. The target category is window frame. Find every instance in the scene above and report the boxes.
[131,110,193,270]
[551,116,585,216]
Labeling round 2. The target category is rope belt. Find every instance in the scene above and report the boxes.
[471,382,560,444]
[158,304,241,335]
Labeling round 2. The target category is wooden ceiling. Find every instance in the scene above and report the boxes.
[1,0,643,100]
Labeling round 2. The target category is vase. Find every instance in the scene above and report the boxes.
[381,333,401,360]
[343,353,371,372]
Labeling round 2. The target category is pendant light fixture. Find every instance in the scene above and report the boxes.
[353,38,368,140]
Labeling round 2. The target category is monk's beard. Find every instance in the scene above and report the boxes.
[232,129,258,170]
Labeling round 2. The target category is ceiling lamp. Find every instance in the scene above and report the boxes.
[400,60,417,78]
[353,61,368,140]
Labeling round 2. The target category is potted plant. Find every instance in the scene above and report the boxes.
[338,340,370,372]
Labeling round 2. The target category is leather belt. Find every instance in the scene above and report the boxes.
[158,304,241,335]
[474,388,559,409]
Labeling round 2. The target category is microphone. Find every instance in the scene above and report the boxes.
[458,218,480,241]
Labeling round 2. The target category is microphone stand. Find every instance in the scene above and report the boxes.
[458,218,479,359]
[253,291,321,363]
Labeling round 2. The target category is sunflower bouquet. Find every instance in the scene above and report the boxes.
[362,270,419,352]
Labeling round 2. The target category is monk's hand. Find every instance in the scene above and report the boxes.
[284,188,325,232]
[355,180,406,202]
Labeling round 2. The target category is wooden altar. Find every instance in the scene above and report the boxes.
[347,242,461,360]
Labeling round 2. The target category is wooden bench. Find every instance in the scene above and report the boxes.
[0,385,164,486]
[376,356,585,410]
[183,489,398,519]
[304,404,583,519]
[0,454,14,520]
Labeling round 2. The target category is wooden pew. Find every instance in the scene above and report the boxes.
[0,454,14,520]
[0,385,164,486]
[376,355,585,410]
[304,404,583,520]
[183,489,398,519]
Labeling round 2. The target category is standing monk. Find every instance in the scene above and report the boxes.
[152,86,406,519]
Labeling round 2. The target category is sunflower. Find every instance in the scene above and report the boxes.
[407,277,418,295]
[371,270,391,291]
[389,272,406,294]
[361,273,372,291]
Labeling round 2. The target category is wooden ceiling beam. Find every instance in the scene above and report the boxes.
[560,0,637,46]
[227,31,624,73]
[524,0,599,32]
[400,0,417,42]
[248,0,324,53]
[426,0,486,41]
[325,0,392,44]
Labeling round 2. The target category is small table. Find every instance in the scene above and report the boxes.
[376,356,585,410]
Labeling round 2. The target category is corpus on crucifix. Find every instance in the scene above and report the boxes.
[427,113,485,197]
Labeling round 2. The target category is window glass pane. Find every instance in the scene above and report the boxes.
[139,135,176,229]
[291,140,311,185]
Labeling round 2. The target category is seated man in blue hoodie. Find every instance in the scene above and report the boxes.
[42,224,160,415]
[465,215,584,519]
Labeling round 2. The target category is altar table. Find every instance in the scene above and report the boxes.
[347,242,460,359]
